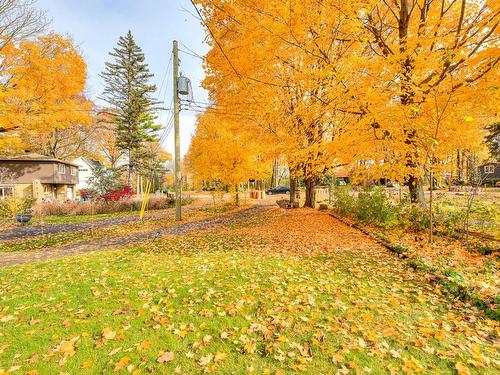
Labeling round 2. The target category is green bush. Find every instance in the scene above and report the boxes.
[355,188,399,227]
[0,197,35,218]
[332,186,356,216]
[399,205,429,231]
[483,177,500,186]
[476,243,495,256]
[434,206,465,237]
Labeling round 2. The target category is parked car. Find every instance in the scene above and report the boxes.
[266,186,290,195]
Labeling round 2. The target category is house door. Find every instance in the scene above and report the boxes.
[67,187,74,200]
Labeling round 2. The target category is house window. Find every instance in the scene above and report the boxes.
[484,165,495,174]
[58,164,66,174]
[0,186,14,199]
[71,166,77,176]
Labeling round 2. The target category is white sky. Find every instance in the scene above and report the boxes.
[38,0,209,157]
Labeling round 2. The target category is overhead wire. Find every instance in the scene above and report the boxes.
[152,55,173,152]
[188,0,296,89]
[179,48,204,60]
[179,41,205,60]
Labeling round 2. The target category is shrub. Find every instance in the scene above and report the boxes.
[483,177,500,187]
[0,197,35,218]
[355,188,399,227]
[102,185,134,201]
[476,242,495,256]
[434,207,465,237]
[399,205,429,231]
[332,186,356,216]
[33,195,193,216]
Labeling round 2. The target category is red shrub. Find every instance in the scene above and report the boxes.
[102,185,133,201]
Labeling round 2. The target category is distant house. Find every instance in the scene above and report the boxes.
[0,154,79,200]
[478,161,500,180]
[72,157,102,191]
[333,167,350,183]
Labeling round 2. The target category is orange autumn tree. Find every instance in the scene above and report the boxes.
[188,111,271,205]
[335,0,500,203]
[194,0,362,207]
[193,0,498,207]
[0,33,91,151]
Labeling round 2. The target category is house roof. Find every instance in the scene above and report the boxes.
[74,157,102,170]
[0,153,79,167]
[478,161,499,167]
[333,167,350,178]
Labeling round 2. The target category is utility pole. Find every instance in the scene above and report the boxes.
[173,40,181,221]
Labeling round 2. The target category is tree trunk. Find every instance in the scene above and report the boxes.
[408,175,426,206]
[235,184,240,206]
[408,175,418,203]
[127,149,132,187]
[289,177,297,204]
[429,170,433,243]
[303,178,316,208]
[271,159,279,188]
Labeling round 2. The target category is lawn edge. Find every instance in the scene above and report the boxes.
[327,211,499,321]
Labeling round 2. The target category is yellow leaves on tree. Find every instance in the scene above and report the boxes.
[0,33,91,151]
[193,0,499,205]
[188,111,271,191]
[333,0,499,192]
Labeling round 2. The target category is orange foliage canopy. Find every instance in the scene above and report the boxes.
[188,111,271,188]
[0,33,91,151]
[191,0,498,196]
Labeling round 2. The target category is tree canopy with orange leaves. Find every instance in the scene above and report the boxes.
[0,33,91,152]
[189,0,499,207]
[188,111,271,202]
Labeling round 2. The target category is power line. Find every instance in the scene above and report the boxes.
[181,98,256,109]
[179,41,205,60]
[189,0,296,89]
[157,98,174,145]
[179,98,257,117]
[156,55,172,103]
[181,106,257,119]
[179,48,204,60]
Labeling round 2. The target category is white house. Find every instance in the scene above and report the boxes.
[72,157,102,191]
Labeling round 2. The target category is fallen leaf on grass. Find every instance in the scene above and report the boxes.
[0,315,15,323]
[102,327,117,340]
[137,340,151,351]
[214,352,227,363]
[455,362,471,375]
[114,356,130,372]
[199,353,213,366]
[108,347,122,356]
[157,351,174,363]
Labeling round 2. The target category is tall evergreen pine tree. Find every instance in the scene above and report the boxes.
[100,30,160,186]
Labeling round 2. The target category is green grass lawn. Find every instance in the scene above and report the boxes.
[0,209,214,253]
[42,211,133,224]
[0,210,158,227]
[0,211,130,226]
[0,209,497,374]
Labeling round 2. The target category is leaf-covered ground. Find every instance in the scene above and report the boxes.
[0,208,498,374]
